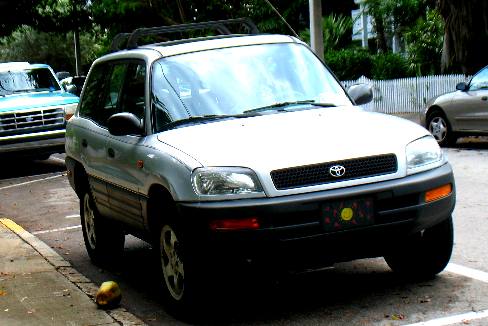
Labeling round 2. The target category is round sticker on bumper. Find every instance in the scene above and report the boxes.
[341,207,354,221]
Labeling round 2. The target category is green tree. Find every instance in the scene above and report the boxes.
[0,0,44,37]
[366,0,433,53]
[438,0,488,74]
[0,25,102,74]
[404,9,444,76]
[300,14,353,51]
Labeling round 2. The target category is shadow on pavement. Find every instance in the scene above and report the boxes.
[0,154,66,180]
[78,239,467,326]
[453,137,488,150]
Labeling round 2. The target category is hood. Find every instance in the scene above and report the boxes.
[427,90,456,107]
[0,91,79,113]
[157,106,430,170]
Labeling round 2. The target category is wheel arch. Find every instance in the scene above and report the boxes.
[425,105,447,124]
[146,184,177,241]
[66,157,89,199]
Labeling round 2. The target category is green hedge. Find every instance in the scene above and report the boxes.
[324,48,412,80]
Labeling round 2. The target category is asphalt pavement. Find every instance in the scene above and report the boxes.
[0,217,146,326]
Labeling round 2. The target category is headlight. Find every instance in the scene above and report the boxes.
[192,167,264,198]
[64,103,78,120]
[406,136,445,175]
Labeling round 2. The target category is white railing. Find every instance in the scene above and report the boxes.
[342,75,469,114]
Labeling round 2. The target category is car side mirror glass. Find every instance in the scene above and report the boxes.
[107,112,143,136]
[456,82,468,91]
[347,83,373,105]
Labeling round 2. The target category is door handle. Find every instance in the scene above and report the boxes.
[81,139,87,148]
[107,148,115,158]
[481,96,487,101]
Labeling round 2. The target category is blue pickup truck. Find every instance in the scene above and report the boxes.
[0,62,79,159]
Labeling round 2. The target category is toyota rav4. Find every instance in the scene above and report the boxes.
[65,19,456,312]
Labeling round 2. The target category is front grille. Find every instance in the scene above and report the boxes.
[271,154,398,190]
[0,108,65,137]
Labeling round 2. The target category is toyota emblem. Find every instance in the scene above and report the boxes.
[329,165,346,178]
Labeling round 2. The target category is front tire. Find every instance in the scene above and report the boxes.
[427,112,456,147]
[384,216,453,279]
[156,220,206,317]
[80,189,125,265]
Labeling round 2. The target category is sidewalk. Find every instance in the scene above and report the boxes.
[0,218,146,326]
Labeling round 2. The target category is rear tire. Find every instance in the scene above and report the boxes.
[384,216,453,279]
[80,187,125,266]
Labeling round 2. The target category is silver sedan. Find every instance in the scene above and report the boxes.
[423,65,488,146]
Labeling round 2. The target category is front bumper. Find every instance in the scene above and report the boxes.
[177,163,455,269]
[0,130,65,157]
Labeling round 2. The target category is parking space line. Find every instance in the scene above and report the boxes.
[403,263,488,325]
[65,214,80,219]
[404,309,488,326]
[32,225,82,235]
[0,174,64,190]
[446,263,488,283]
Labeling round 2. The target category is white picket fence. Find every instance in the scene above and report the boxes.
[342,75,469,114]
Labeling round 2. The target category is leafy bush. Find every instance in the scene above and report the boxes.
[372,52,412,80]
[325,48,413,80]
[324,48,373,80]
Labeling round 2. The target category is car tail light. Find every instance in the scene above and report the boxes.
[209,217,260,231]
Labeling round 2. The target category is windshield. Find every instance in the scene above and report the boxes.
[151,42,351,131]
[0,68,61,96]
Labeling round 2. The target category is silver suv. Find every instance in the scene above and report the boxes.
[65,19,456,312]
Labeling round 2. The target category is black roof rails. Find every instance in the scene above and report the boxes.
[110,18,259,52]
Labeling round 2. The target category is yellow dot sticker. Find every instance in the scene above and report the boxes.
[341,208,354,221]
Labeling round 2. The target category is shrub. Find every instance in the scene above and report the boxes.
[324,48,373,80]
[371,52,412,80]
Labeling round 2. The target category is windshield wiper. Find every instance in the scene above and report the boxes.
[243,100,336,114]
[164,112,260,129]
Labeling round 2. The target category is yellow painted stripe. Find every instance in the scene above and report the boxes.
[0,218,26,235]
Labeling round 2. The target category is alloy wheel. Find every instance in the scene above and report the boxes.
[160,225,185,301]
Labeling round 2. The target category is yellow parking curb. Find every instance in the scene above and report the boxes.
[0,218,26,235]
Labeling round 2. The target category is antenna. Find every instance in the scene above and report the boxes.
[261,0,300,38]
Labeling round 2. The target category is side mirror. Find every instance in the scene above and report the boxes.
[347,83,373,105]
[456,82,468,91]
[107,113,143,136]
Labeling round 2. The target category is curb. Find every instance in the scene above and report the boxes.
[0,218,147,326]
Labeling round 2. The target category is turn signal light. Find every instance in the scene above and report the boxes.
[209,217,260,231]
[425,184,452,203]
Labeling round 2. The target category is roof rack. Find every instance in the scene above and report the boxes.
[110,18,259,52]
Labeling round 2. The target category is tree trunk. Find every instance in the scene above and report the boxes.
[438,0,488,75]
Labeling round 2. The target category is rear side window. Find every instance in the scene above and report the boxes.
[79,63,111,125]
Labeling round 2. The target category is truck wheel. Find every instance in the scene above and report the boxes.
[384,216,453,279]
[80,189,125,265]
